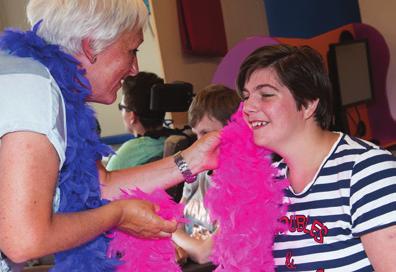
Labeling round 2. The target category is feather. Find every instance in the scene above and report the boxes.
[205,105,288,271]
[108,189,184,272]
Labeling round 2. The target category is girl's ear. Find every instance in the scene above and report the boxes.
[81,38,97,64]
[303,99,319,120]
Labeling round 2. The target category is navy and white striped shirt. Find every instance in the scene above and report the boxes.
[273,133,396,272]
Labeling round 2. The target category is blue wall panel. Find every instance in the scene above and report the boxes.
[264,0,361,38]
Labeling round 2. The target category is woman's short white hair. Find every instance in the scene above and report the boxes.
[26,0,148,55]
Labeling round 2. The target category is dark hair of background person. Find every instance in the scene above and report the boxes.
[122,72,165,131]
[188,84,241,128]
[236,44,333,129]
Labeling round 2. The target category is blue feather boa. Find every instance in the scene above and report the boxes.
[0,23,120,271]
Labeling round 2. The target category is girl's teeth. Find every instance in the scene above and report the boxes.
[252,121,267,128]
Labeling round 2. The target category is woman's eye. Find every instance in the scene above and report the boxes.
[130,49,139,56]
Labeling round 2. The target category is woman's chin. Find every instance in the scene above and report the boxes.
[86,94,117,105]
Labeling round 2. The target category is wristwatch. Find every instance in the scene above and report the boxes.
[173,151,197,183]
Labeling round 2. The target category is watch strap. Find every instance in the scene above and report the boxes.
[173,151,197,183]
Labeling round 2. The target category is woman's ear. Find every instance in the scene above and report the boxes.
[81,38,97,64]
[303,99,319,120]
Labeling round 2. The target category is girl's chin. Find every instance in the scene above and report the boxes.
[253,137,264,146]
[252,135,269,148]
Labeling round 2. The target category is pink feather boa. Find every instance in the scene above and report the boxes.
[205,107,288,271]
[107,188,184,271]
[108,106,287,271]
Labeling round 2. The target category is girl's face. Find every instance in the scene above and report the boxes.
[242,68,306,152]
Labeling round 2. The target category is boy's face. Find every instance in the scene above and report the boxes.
[192,114,224,139]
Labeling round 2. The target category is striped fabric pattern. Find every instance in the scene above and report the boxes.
[273,133,396,272]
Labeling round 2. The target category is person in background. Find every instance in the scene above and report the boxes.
[0,1,219,271]
[172,84,240,265]
[238,44,396,271]
[107,72,167,171]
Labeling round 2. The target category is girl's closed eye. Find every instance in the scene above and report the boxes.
[241,91,250,101]
[259,91,275,99]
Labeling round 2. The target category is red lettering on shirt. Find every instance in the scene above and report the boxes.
[280,215,328,244]
[295,214,309,233]
[310,219,328,244]
[285,250,296,269]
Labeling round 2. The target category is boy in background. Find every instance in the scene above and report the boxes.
[172,84,240,266]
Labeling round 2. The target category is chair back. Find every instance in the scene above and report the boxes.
[164,134,194,202]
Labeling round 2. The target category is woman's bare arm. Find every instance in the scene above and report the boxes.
[0,132,176,262]
[100,132,220,199]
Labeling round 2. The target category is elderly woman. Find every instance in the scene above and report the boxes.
[238,44,396,271]
[0,0,218,271]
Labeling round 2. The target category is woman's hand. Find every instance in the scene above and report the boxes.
[182,131,220,174]
[113,199,177,238]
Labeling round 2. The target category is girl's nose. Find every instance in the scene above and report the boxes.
[243,95,257,115]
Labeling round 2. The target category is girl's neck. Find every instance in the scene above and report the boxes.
[282,130,340,194]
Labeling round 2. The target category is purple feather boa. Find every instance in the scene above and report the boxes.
[205,106,288,271]
[0,23,118,271]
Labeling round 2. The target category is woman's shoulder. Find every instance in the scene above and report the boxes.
[0,51,51,79]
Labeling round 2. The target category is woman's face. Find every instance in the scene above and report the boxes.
[242,68,305,151]
[83,28,143,104]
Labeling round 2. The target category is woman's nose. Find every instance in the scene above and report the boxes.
[128,58,139,76]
